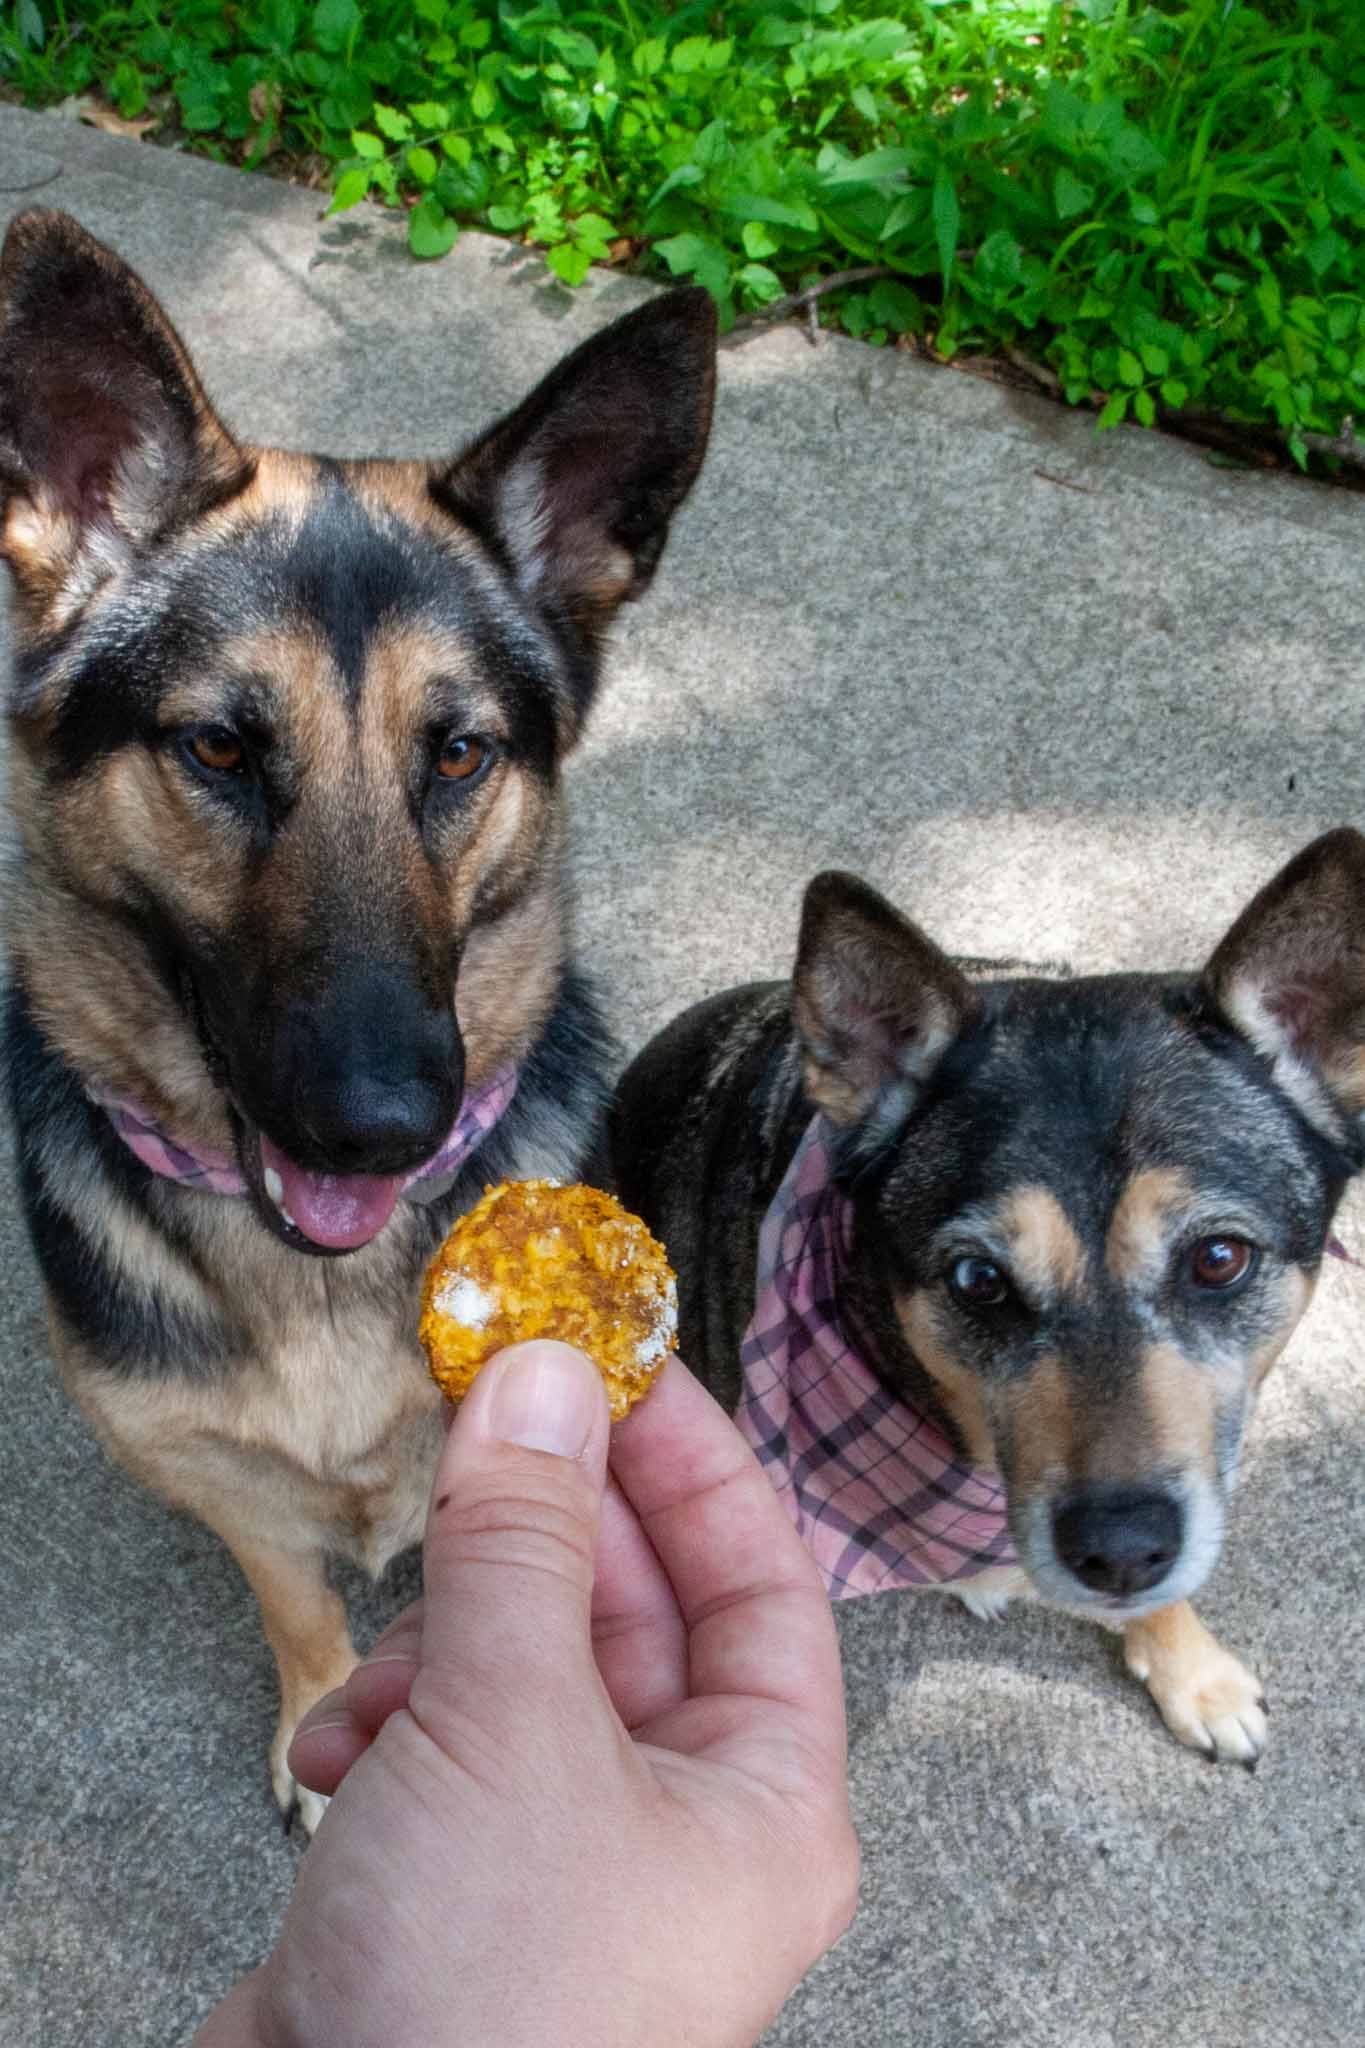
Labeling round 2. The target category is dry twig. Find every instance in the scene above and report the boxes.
[728,266,895,344]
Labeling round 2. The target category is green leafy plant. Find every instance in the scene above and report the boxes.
[3,1,1363,470]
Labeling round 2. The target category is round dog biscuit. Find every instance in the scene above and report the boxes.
[420,1180,677,1421]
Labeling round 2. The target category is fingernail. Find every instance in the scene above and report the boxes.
[487,1341,599,1458]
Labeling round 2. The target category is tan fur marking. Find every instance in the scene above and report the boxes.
[1000,1352,1074,1493]
[351,459,487,557]
[457,874,566,1087]
[193,447,322,540]
[997,1185,1089,1298]
[206,1528,358,1815]
[1106,1167,1196,1286]
[897,1291,997,1469]
[1138,1341,1216,1475]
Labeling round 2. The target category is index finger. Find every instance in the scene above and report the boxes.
[609,1357,844,1754]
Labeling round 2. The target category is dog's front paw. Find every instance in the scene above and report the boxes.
[1123,1601,1266,1767]
[952,1563,1032,1621]
[271,1729,331,1837]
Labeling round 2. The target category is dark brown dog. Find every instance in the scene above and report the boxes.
[611,832,1365,1763]
[0,209,715,1828]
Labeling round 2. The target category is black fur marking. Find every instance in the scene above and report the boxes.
[2,983,241,1379]
[281,465,428,698]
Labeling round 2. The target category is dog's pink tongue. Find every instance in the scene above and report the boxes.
[260,1137,403,1250]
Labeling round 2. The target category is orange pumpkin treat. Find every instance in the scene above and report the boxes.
[420,1180,678,1420]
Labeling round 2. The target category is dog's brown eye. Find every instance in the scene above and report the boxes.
[436,734,488,782]
[1190,1236,1255,1290]
[188,727,244,775]
[949,1256,1009,1308]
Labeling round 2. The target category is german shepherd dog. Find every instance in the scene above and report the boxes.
[611,833,1365,1764]
[0,209,715,1828]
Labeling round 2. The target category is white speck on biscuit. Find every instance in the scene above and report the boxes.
[435,1276,495,1329]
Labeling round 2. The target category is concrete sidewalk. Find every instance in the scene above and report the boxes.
[1,103,1362,2048]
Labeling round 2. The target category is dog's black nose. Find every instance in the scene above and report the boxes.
[1052,1489,1182,1598]
[261,966,462,1175]
[304,1073,455,1174]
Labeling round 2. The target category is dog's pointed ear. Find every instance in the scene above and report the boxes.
[434,286,716,679]
[1203,827,1365,1144]
[793,872,980,1135]
[0,209,245,624]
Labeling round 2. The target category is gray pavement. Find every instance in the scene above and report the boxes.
[1,102,1363,2048]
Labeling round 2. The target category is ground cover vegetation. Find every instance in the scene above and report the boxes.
[4,2,1363,471]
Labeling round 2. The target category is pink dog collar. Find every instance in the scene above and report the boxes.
[736,1115,1015,1600]
[89,1064,520,1201]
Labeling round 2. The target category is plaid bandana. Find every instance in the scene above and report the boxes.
[89,1065,520,1200]
[737,1114,1015,1600]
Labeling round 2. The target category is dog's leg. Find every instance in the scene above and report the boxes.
[1122,1601,1266,1766]
[208,1522,358,1833]
[949,1563,1033,1621]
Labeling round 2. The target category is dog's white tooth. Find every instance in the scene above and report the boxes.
[264,1167,285,1205]
[281,1207,297,1230]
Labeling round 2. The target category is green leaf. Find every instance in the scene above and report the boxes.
[1303,230,1346,280]
[408,101,449,130]
[879,192,924,244]
[436,156,489,211]
[1133,388,1156,428]
[328,166,371,215]
[652,232,730,300]
[409,197,458,260]
[546,243,592,286]
[312,0,360,56]
[973,230,1023,295]
[571,213,615,259]
[110,60,147,119]
[470,77,497,120]
[546,29,597,71]
[1255,273,1282,330]
[646,164,704,215]
[350,130,384,160]
[1138,342,1169,377]
[407,146,437,186]
[1053,168,1092,221]
[736,262,784,305]
[1117,350,1143,388]
[851,85,877,123]
[1096,391,1129,431]
[932,168,959,288]
[714,190,818,232]
[670,36,713,74]
[15,0,44,50]
[1159,378,1189,410]
[867,279,921,334]
[742,220,780,260]
[372,103,412,142]
[822,148,911,192]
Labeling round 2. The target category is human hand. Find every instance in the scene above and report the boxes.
[196,1343,858,2048]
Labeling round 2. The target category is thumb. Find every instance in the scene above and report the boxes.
[414,1340,612,1719]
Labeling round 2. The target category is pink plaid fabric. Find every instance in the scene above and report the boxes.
[736,1115,1014,1600]
[89,1065,520,1199]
